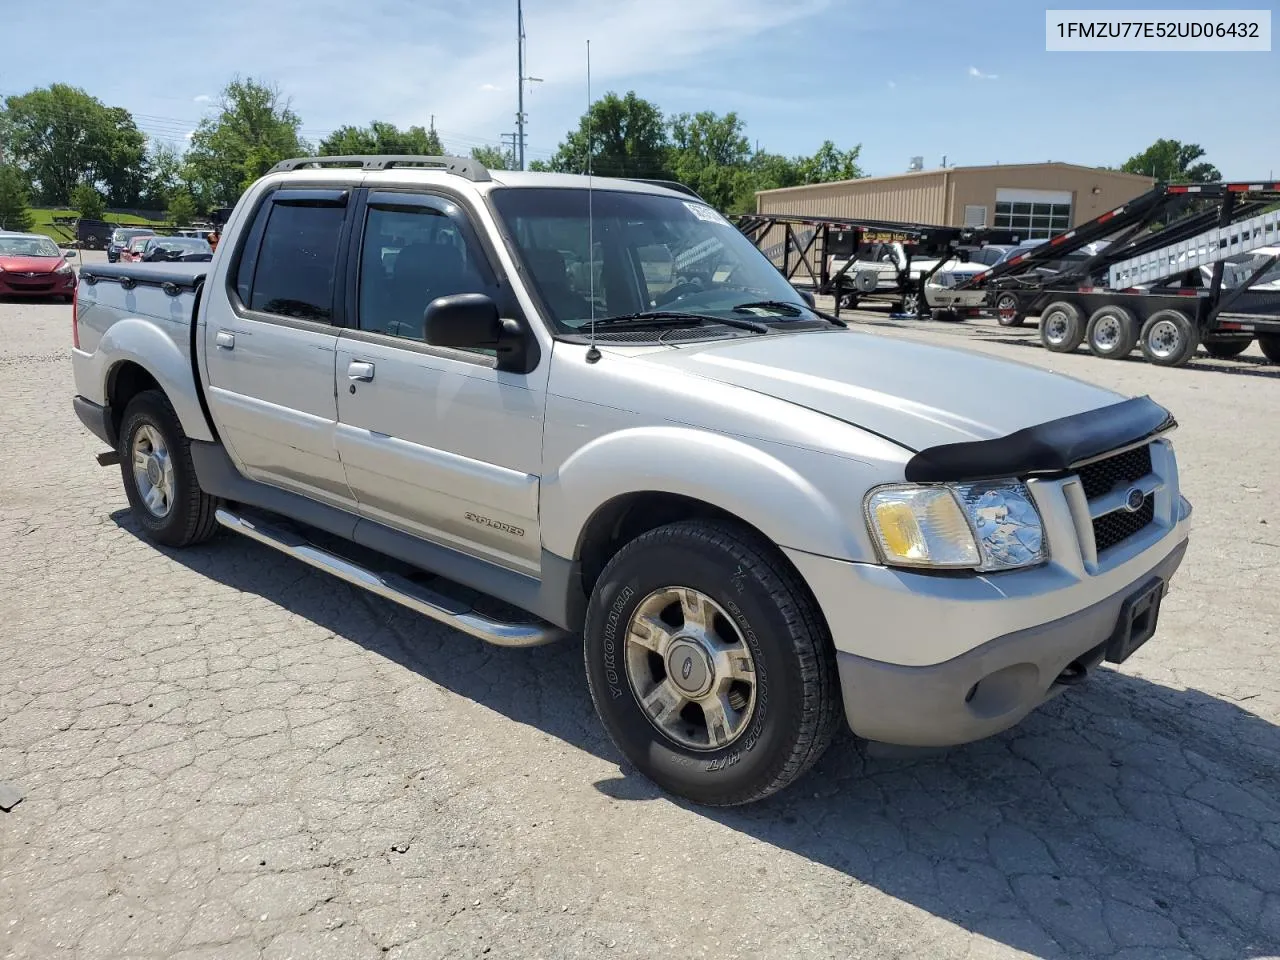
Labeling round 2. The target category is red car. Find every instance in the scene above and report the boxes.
[0,232,78,302]
[121,235,154,263]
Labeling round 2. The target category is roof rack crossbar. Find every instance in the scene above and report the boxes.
[267,155,492,182]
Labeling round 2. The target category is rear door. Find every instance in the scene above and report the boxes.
[333,189,546,575]
[201,187,356,508]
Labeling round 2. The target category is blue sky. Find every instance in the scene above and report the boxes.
[3,0,1276,178]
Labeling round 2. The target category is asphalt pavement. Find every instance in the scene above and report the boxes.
[2,264,1278,959]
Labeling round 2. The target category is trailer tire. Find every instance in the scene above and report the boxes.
[995,293,1025,327]
[1086,305,1139,359]
[1203,339,1252,359]
[1140,309,1199,367]
[1039,301,1085,353]
[1259,334,1280,364]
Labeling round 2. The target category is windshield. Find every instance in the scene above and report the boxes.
[151,237,210,252]
[0,236,61,257]
[489,187,806,332]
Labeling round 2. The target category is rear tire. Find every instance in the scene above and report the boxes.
[118,389,220,548]
[995,292,1024,327]
[1039,300,1085,353]
[583,519,841,807]
[1140,309,1199,367]
[1203,339,1252,359]
[1257,334,1280,363]
[1086,305,1139,359]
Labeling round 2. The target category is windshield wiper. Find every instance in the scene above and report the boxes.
[732,300,846,328]
[584,311,769,334]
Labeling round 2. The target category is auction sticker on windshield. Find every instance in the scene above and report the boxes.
[684,201,731,226]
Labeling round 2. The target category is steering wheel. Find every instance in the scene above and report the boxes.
[654,278,705,307]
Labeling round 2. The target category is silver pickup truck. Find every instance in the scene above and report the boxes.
[71,155,1192,807]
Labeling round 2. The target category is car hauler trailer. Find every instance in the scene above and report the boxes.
[735,212,1022,320]
[956,181,1280,366]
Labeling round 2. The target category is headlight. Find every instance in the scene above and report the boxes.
[56,261,73,274]
[865,480,1047,572]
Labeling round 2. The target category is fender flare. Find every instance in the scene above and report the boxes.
[96,317,215,442]
[540,425,870,564]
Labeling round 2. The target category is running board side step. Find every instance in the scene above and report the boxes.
[214,508,566,648]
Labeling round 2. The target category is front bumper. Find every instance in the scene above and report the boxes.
[833,538,1187,746]
[0,272,76,297]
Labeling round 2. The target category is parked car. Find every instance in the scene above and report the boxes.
[71,157,1192,807]
[140,236,213,262]
[108,228,156,263]
[0,231,78,301]
[120,235,155,263]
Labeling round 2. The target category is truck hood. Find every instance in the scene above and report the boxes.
[636,329,1126,452]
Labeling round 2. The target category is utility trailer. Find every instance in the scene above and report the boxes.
[735,212,1022,320]
[956,181,1280,366]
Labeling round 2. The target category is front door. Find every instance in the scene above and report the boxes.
[201,187,355,508]
[334,190,546,574]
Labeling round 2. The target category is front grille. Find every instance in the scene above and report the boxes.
[1076,444,1152,500]
[1093,494,1155,552]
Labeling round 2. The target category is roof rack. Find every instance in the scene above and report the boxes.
[267,155,492,182]
[625,178,707,201]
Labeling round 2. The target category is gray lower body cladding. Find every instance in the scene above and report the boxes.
[837,539,1188,747]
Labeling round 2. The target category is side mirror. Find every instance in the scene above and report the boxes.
[64,250,78,259]
[796,288,816,308]
[424,293,534,373]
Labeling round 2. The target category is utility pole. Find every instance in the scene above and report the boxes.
[515,0,543,171]
[517,0,525,170]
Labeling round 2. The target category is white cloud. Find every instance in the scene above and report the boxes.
[887,80,896,89]
[193,94,212,103]
[968,66,998,80]
[478,83,501,92]
[185,130,195,140]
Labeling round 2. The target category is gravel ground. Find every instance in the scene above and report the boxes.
[2,268,1278,959]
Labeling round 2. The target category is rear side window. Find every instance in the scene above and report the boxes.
[237,197,347,323]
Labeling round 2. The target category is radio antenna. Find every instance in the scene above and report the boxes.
[584,38,601,363]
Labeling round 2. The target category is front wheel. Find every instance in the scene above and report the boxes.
[584,520,841,807]
[995,293,1024,327]
[118,389,221,548]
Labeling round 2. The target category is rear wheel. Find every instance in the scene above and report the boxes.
[583,520,841,807]
[1140,309,1200,367]
[995,292,1024,327]
[899,290,926,320]
[118,389,221,548]
[1257,334,1280,363]
[1086,305,1139,359]
[1039,300,1085,353]
[1203,339,1252,359]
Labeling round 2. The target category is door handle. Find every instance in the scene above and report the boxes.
[215,330,235,349]
[347,360,375,382]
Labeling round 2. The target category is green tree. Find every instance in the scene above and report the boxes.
[794,140,863,185]
[71,182,106,221]
[185,77,308,206]
[544,91,670,178]
[470,144,513,171]
[669,111,752,211]
[143,142,185,209]
[318,121,443,156]
[1121,139,1221,183]
[0,84,147,205]
[166,190,198,227]
[0,165,34,232]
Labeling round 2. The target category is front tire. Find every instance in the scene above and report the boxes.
[1039,300,1085,353]
[995,292,1024,327]
[118,389,220,548]
[584,520,841,807]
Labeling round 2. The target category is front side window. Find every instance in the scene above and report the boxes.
[356,202,496,342]
[489,187,806,333]
[246,201,346,323]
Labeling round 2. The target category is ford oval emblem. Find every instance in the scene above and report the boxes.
[1125,487,1145,512]
[681,657,693,681]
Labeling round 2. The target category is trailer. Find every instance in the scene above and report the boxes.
[956,181,1280,366]
[734,212,1022,320]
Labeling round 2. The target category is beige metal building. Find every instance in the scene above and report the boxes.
[756,162,1156,239]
